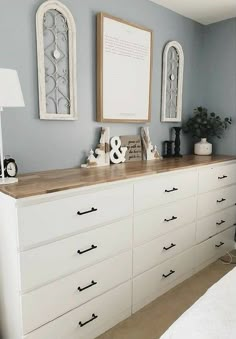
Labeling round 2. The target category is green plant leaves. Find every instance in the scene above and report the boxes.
[182,107,232,139]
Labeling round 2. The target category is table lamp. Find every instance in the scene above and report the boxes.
[0,69,25,184]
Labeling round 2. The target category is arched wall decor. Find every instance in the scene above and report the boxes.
[161,41,184,122]
[36,0,77,120]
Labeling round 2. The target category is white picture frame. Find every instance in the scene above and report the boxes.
[161,41,184,122]
[36,0,77,120]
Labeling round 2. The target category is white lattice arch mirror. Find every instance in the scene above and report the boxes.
[161,41,184,122]
[36,0,77,120]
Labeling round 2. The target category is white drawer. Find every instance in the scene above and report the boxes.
[133,223,195,276]
[199,163,236,193]
[20,218,132,292]
[133,248,194,312]
[18,185,133,249]
[197,185,236,218]
[196,206,236,242]
[134,170,197,212]
[23,281,132,339]
[21,251,132,334]
[195,226,235,268]
[134,197,196,246]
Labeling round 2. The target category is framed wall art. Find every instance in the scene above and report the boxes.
[161,41,184,122]
[36,0,77,120]
[97,13,153,123]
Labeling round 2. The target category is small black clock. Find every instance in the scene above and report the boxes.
[0,157,18,178]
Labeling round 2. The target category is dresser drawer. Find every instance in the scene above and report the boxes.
[133,223,195,276]
[134,197,196,246]
[133,248,194,312]
[196,206,236,242]
[18,185,133,249]
[195,226,235,268]
[197,185,236,218]
[134,170,197,212]
[23,281,131,339]
[199,163,236,193]
[21,251,132,334]
[20,218,132,292]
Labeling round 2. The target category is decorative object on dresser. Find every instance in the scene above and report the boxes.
[120,135,142,162]
[173,127,182,157]
[82,127,110,168]
[161,41,184,122]
[0,68,24,185]
[110,136,127,164]
[0,155,235,339]
[162,140,174,158]
[36,0,77,120]
[141,127,162,161]
[0,156,18,179]
[97,12,153,123]
[183,107,232,155]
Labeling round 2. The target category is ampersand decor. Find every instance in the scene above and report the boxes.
[110,137,127,164]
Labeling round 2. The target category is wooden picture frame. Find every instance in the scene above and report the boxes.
[97,13,153,123]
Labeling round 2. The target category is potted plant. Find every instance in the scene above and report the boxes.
[183,107,232,155]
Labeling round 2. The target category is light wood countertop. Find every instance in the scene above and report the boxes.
[0,155,235,199]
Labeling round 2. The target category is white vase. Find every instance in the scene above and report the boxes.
[194,138,212,155]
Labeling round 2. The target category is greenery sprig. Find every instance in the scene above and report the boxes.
[182,107,232,139]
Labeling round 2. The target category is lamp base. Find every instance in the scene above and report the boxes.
[0,177,18,185]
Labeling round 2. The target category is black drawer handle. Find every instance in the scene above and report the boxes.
[78,280,97,292]
[79,313,98,327]
[165,187,178,193]
[215,241,224,248]
[77,245,97,255]
[163,243,176,251]
[217,198,226,203]
[164,216,177,222]
[218,175,228,180]
[216,220,226,226]
[77,207,97,216]
[163,270,175,278]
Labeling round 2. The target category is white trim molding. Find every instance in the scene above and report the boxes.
[161,41,184,123]
[36,0,77,120]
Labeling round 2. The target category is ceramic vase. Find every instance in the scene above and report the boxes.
[194,138,212,155]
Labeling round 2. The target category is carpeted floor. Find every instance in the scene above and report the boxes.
[98,259,235,339]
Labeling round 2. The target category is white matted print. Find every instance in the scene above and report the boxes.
[97,13,153,123]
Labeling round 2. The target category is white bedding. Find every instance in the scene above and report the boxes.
[160,267,236,339]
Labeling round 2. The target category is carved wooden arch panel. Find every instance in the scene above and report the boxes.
[36,0,77,120]
[161,41,184,122]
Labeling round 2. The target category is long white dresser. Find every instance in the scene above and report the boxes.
[0,155,235,339]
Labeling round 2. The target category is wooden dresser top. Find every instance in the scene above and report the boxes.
[0,155,235,199]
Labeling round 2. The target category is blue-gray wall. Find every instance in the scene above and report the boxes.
[203,19,236,155]
[1,0,204,173]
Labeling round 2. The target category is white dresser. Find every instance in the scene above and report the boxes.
[0,156,235,339]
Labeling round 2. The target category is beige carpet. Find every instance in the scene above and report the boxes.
[97,259,235,339]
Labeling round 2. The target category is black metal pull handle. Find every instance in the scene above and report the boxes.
[78,280,97,292]
[163,243,176,251]
[77,207,97,216]
[216,220,226,226]
[164,216,177,222]
[165,187,178,193]
[77,244,97,255]
[218,175,228,180]
[163,270,175,278]
[79,313,98,327]
[215,241,224,248]
[217,198,226,203]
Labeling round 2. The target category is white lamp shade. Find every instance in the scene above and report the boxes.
[0,69,25,108]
